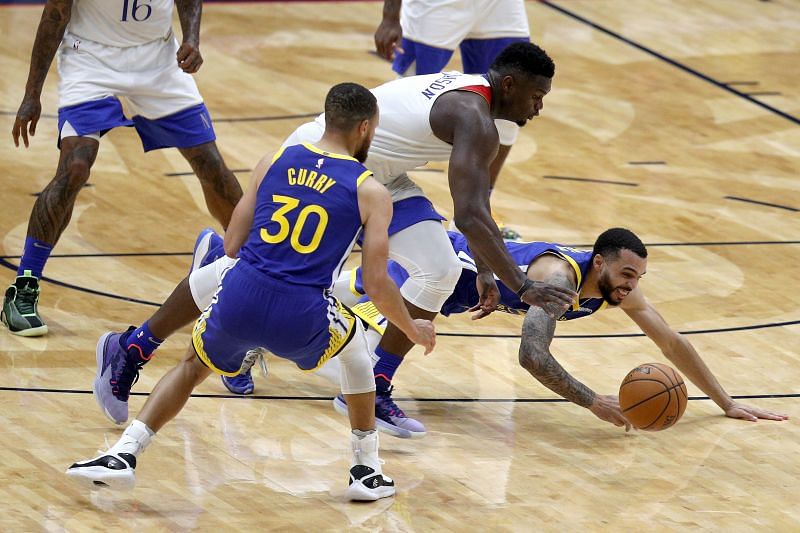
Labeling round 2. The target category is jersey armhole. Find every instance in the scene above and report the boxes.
[539,250,582,311]
[270,146,287,164]
[356,170,373,186]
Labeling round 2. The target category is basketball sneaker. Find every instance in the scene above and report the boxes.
[1,271,47,336]
[344,431,396,501]
[333,386,427,439]
[65,451,137,491]
[221,370,255,395]
[94,328,145,425]
[190,227,224,274]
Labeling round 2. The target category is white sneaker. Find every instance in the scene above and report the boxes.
[65,452,136,491]
[344,432,396,501]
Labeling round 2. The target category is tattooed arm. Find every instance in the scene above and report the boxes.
[174,0,203,73]
[13,0,73,148]
[518,267,631,430]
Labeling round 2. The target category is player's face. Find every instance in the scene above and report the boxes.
[505,74,552,127]
[596,249,647,306]
[355,111,379,163]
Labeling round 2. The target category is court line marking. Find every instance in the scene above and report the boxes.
[541,0,800,126]
[0,110,319,124]
[724,195,798,212]
[0,386,796,403]
[543,175,638,187]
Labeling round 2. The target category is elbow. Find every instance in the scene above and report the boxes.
[518,348,539,373]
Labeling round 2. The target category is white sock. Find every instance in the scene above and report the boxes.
[351,430,381,471]
[109,419,155,457]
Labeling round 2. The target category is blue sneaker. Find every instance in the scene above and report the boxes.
[190,227,225,274]
[93,328,144,425]
[221,370,255,395]
[333,387,426,439]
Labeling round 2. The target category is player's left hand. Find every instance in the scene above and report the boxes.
[177,41,203,73]
[724,402,789,422]
[470,272,500,320]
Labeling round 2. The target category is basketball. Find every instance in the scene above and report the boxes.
[619,363,688,431]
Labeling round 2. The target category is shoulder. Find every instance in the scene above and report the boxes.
[527,254,579,290]
[431,90,497,144]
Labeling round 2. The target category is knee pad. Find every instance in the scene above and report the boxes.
[399,253,462,313]
[494,118,520,146]
[189,255,237,310]
[336,321,376,395]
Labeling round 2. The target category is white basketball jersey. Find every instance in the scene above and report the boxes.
[68,0,174,47]
[314,72,490,185]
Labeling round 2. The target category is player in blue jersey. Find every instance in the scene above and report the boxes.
[66,83,436,501]
[3,0,243,337]
[332,228,787,435]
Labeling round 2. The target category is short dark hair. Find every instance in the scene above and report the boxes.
[490,42,555,79]
[592,228,647,261]
[324,82,378,132]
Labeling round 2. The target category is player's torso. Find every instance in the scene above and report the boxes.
[442,233,607,320]
[362,72,491,184]
[68,0,174,47]
[239,144,369,289]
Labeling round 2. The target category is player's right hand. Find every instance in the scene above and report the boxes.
[408,318,436,355]
[589,394,632,432]
[519,280,577,318]
[12,95,41,148]
[374,18,404,61]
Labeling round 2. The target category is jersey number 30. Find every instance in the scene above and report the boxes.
[260,195,329,254]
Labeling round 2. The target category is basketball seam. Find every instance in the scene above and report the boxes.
[642,384,677,430]
[621,385,669,412]
[650,364,677,388]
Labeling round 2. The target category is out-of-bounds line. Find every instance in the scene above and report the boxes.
[0,258,160,307]
[0,386,797,403]
[440,318,800,339]
[540,0,800,126]
[166,169,251,177]
[725,196,798,212]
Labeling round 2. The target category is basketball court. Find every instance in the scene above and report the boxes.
[0,0,798,529]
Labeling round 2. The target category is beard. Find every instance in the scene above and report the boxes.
[355,142,370,163]
[598,271,623,306]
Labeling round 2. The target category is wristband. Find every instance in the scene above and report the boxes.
[516,278,535,298]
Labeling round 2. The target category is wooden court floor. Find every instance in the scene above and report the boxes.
[0,0,798,530]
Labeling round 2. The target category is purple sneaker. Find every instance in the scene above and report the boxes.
[93,328,144,425]
[221,370,255,395]
[190,227,225,274]
[333,386,426,439]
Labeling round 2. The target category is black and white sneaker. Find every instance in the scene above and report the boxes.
[65,452,137,491]
[345,464,396,501]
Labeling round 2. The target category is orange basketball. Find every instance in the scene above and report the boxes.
[619,363,688,431]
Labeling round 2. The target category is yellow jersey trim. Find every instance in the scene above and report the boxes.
[302,142,358,162]
[541,250,583,311]
[192,312,239,378]
[352,301,386,335]
[270,146,287,164]
[356,170,373,186]
[350,268,365,297]
[301,300,357,373]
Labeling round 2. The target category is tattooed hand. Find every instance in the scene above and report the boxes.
[12,95,42,148]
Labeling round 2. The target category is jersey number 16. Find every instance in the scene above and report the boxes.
[121,0,152,22]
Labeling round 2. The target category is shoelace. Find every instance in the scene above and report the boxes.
[15,285,38,315]
[377,386,406,418]
[112,359,144,401]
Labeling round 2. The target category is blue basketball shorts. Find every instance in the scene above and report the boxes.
[192,260,357,375]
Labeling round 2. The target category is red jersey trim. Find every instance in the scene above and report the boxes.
[456,84,492,107]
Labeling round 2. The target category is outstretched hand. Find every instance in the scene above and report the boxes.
[519,280,577,318]
[469,272,500,320]
[12,95,41,148]
[589,394,632,432]
[408,318,436,355]
[724,402,789,422]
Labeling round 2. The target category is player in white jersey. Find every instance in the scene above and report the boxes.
[374,0,532,240]
[2,0,242,338]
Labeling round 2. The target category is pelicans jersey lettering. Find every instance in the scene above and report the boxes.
[68,0,174,47]
[193,143,370,374]
[352,232,607,322]
[302,72,491,186]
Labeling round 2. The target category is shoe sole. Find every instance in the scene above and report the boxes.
[344,482,396,501]
[332,397,426,440]
[65,467,135,491]
[190,228,215,275]
[93,332,126,425]
[5,323,48,337]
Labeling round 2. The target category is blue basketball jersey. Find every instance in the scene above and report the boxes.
[351,232,607,321]
[238,143,371,289]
